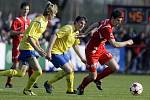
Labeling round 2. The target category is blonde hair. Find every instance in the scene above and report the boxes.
[43,1,58,16]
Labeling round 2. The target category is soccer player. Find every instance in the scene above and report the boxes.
[76,10,134,95]
[0,2,57,95]
[44,16,87,94]
[5,1,38,88]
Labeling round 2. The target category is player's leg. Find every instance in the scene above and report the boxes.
[77,64,97,95]
[23,57,42,96]
[95,57,119,81]
[5,49,20,88]
[5,62,19,88]
[44,53,73,94]
[65,60,75,94]
[0,62,27,77]
[28,67,39,88]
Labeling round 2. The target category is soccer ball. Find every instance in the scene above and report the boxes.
[130,82,143,95]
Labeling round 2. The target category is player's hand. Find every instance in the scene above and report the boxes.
[45,55,51,61]
[75,33,86,38]
[127,39,134,45]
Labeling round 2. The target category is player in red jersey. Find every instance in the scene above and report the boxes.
[5,2,38,88]
[77,10,134,95]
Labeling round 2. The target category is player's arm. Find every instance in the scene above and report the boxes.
[109,38,134,48]
[77,22,99,38]
[72,45,86,64]
[47,33,57,59]
[10,31,24,36]
[27,36,46,57]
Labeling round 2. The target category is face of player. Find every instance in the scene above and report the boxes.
[112,17,123,27]
[21,6,30,17]
[75,19,86,31]
[48,12,56,20]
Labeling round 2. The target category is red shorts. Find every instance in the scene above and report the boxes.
[85,46,112,72]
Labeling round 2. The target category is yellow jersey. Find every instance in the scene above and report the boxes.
[20,15,48,50]
[52,25,80,54]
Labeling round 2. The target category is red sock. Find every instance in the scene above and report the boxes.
[96,67,114,81]
[6,76,12,84]
[79,76,93,89]
[28,67,34,78]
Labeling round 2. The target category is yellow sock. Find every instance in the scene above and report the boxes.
[0,69,23,77]
[66,71,74,92]
[25,71,42,90]
[48,70,66,84]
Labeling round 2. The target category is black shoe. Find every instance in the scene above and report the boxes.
[77,87,84,95]
[66,90,77,94]
[44,81,53,94]
[33,83,39,88]
[94,80,103,90]
[5,83,13,88]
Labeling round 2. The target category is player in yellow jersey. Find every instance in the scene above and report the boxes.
[44,16,87,94]
[0,2,57,96]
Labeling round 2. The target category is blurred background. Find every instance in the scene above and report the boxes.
[0,0,150,74]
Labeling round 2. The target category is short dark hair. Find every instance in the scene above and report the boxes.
[20,2,30,9]
[110,10,124,19]
[74,16,87,24]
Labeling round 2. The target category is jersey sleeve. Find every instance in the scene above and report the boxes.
[73,39,80,45]
[101,27,114,40]
[56,25,71,38]
[11,19,21,32]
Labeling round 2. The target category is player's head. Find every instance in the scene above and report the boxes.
[74,16,87,31]
[43,1,58,20]
[20,2,30,16]
[110,10,124,27]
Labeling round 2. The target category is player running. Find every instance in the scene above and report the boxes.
[77,10,134,95]
[44,16,87,94]
[0,1,57,95]
[5,1,38,88]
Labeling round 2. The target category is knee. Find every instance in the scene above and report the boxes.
[35,70,43,76]
[111,65,120,72]
[17,70,26,77]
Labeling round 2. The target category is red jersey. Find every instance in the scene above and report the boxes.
[11,16,30,47]
[85,19,115,72]
[86,19,115,51]
[11,16,30,62]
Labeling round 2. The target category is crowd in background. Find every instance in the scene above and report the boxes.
[0,7,150,74]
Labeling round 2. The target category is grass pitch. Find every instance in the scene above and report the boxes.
[0,73,150,100]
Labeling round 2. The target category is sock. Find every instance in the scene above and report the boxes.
[79,76,93,89]
[28,67,34,78]
[0,69,19,76]
[6,76,12,84]
[25,71,42,90]
[96,67,114,81]
[66,71,74,92]
[48,70,66,84]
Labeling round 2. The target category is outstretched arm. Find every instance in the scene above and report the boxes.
[76,22,99,38]
[109,38,134,48]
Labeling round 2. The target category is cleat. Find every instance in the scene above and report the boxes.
[77,87,84,95]
[66,90,77,94]
[5,83,13,88]
[33,83,39,88]
[23,89,37,96]
[44,81,53,94]
[94,80,103,90]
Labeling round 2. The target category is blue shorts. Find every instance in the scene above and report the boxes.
[18,50,40,65]
[51,51,71,68]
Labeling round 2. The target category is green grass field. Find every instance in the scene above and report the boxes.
[0,73,150,100]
